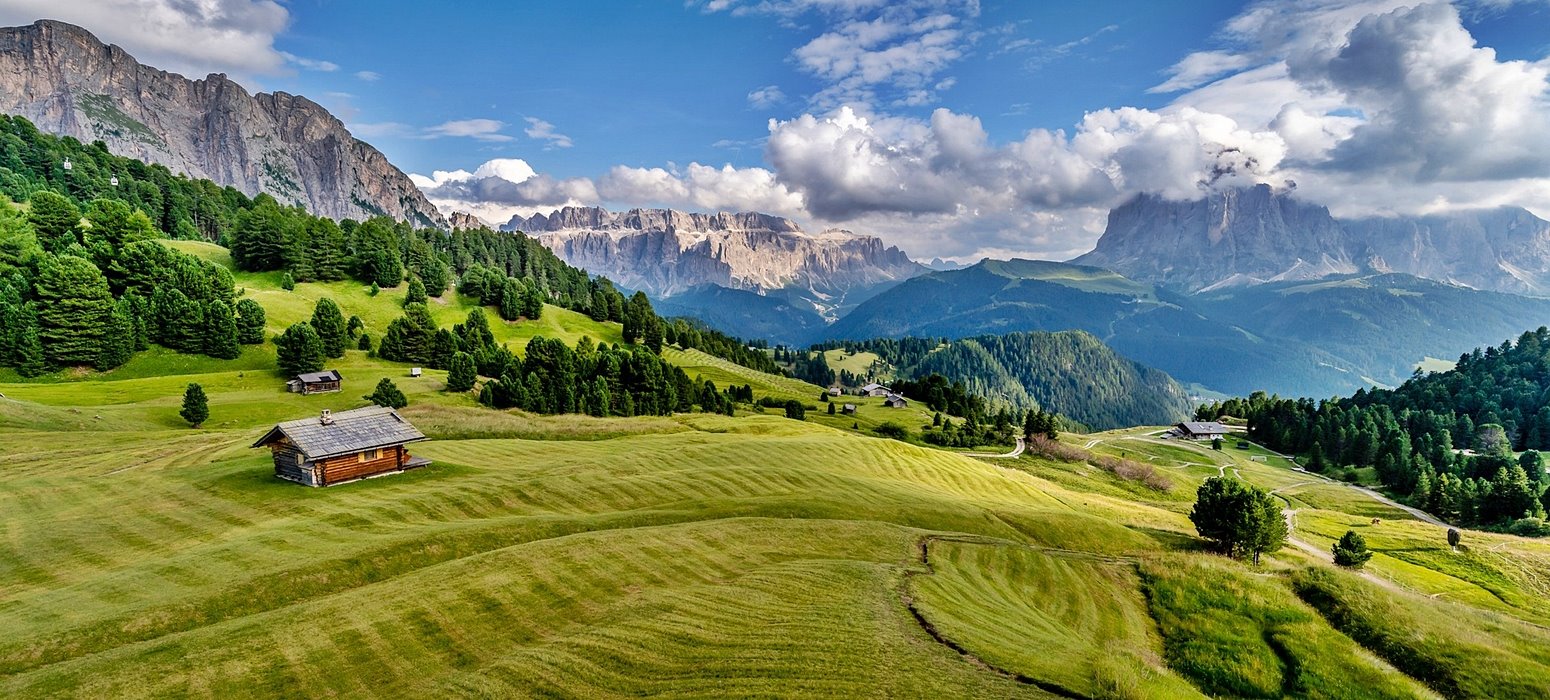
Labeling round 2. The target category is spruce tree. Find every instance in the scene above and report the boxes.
[446,351,477,392]
[12,305,46,377]
[203,300,240,360]
[275,323,324,376]
[33,255,114,366]
[358,333,372,352]
[309,298,348,358]
[1190,477,1287,564]
[230,198,291,271]
[522,283,544,319]
[406,275,427,306]
[180,382,209,428]
[499,278,524,321]
[279,272,295,290]
[364,377,408,409]
[234,298,267,344]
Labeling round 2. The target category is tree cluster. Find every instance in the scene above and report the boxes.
[1190,477,1287,564]
[1199,328,1550,530]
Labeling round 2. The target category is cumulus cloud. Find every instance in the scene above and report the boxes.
[523,118,574,149]
[0,0,290,79]
[412,158,599,225]
[423,119,514,142]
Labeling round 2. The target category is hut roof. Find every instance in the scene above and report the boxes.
[252,406,425,460]
[295,370,343,383]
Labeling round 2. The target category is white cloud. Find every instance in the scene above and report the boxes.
[523,118,574,149]
[354,70,381,82]
[700,0,979,108]
[279,51,337,72]
[1149,50,1254,93]
[424,119,514,142]
[411,158,598,225]
[0,0,290,79]
[747,85,786,108]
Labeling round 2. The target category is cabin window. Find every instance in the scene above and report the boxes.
[295,452,304,465]
[359,448,380,462]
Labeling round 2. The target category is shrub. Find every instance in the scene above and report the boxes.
[279,272,295,291]
[874,422,908,440]
[364,377,408,409]
[1331,530,1373,568]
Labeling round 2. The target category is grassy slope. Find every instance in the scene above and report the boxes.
[3,242,1549,697]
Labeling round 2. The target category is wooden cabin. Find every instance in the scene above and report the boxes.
[287,370,343,395]
[861,382,892,398]
[1172,421,1230,441]
[251,407,430,487]
[884,394,909,408]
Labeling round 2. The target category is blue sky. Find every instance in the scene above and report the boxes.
[4,0,1550,261]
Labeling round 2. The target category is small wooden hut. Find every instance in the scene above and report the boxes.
[252,406,429,486]
[286,370,343,395]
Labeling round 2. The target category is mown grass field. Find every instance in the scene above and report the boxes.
[4,243,1550,697]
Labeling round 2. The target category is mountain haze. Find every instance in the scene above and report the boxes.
[0,20,445,227]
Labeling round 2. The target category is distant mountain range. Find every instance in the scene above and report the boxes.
[1075,184,1550,295]
[0,20,444,227]
[826,258,1550,398]
[503,206,925,328]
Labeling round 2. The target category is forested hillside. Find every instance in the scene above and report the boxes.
[0,114,778,381]
[1200,327,1550,531]
[816,330,1193,430]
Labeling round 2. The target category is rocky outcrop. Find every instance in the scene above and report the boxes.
[1074,184,1550,296]
[0,20,444,227]
[504,206,925,316]
[1073,184,1356,293]
[448,211,490,230]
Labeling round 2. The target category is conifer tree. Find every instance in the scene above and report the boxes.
[27,191,81,254]
[309,298,348,358]
[95,298,135,370]
[1331,530,1372,568]
[446,351,477,392]
[275,323,324,376]
[234,298,267,344]
[180,382,209,428]
[34,255,114,366]
[13,311,46,377]
[405,275,427,306]
[365,377,408,409]
[499,278,524,320]
[203,300,240,360]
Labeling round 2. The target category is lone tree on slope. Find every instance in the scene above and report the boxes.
[365,377,408,409]
[180,382,209,428]
[1331,530,1373,568]
[1190,476,1287,565]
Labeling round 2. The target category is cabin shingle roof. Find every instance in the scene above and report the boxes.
[295,370,342,383]
[1178,421,1229,435]
[252,406,425,460]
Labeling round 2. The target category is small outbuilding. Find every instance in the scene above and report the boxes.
[286,370,343,395]
[827,386,843,396]
[841,403,858,415]
[1173,421,1230,440]
[252,406,430,487]
[884,393,909,409]
[861,382,892,397]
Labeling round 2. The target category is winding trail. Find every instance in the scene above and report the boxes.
[964,436,1026,459]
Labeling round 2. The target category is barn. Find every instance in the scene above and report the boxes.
[252,407,430,487]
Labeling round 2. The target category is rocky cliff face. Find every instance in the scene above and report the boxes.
[1074,184,1550,296]
[0,20,444,227]
[504,206,925,315]
[1347,208,1550,296]
[1073,184,1356,293]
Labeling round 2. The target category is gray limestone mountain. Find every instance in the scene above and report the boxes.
[1074,183,1550,296]
[0,19,444,227]
[503,206,926,318]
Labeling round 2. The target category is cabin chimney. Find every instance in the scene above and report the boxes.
[320,409,333,425]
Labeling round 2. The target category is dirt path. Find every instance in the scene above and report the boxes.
[965,436,1025,459]
[1281,508,1406,594]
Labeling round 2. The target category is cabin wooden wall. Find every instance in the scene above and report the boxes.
[317,446,405,485]
[269,443,321,486]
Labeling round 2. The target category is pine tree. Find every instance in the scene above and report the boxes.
[309,298,348,358]
[446,351,477,392]
[33,255,114,366]
[95,298,135,370]
[180,382,209,428]
[279,272,295,290]
[27,191,81,253]
[275,323,324,376]
[406,275,427,306]
[364,377,408,409]
[234,298,267,344]
[644,315,664,354]
[12,305,46,377]
[202,300,240,360]
[522,282,544,319]
[1190,477,1287,564]
[499,278,524,321]
[1331,530,1373,568]
[230,198,291,271]
[358,333,372,352]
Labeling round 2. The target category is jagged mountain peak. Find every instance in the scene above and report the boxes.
[505,206,803,237]
[0,19,445,227]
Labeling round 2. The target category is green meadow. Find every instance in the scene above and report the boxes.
[3,243,1549,698]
